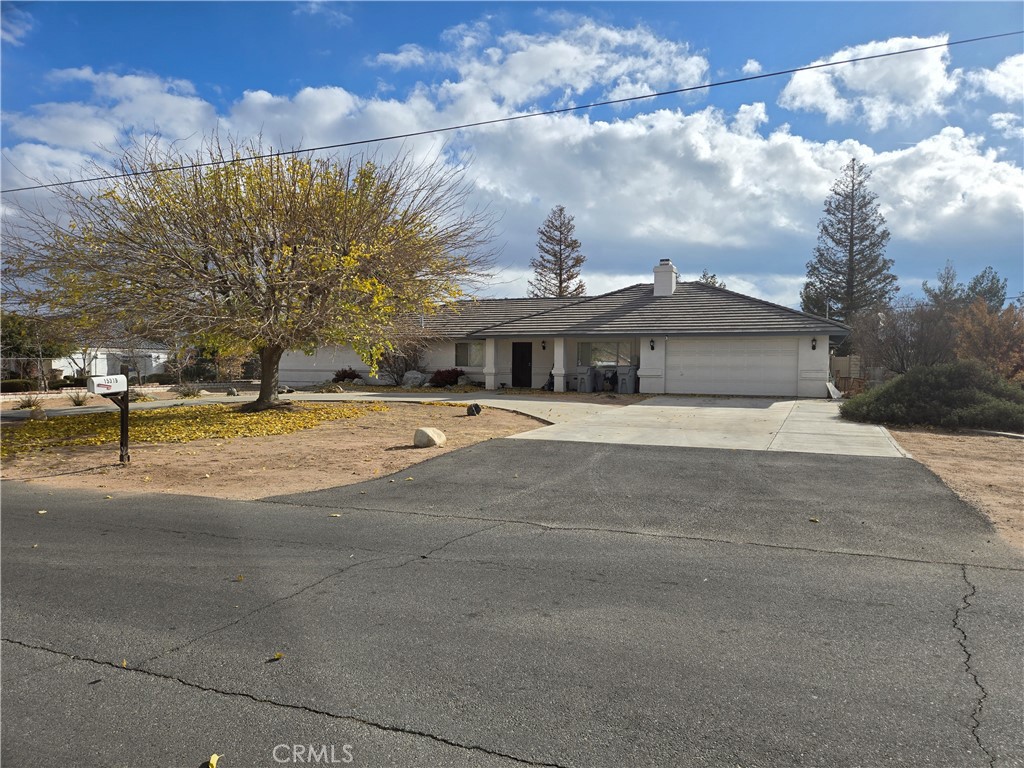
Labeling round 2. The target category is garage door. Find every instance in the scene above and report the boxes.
[665,337,799,396]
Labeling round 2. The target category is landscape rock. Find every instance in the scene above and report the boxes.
[27,408,47,421]
[402,371,428,388]
[352,378,365,385]
[413,427,447,448]
[226,387,238,396]
[456,375,473,386]
[466,403,482,417]
[277,386,295,394]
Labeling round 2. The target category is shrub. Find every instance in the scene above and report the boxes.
[429,368,465,387]
[333,368,362,382]
[16,394,43,409]
[171,383,204,398]
[63,376,88,387]
[1,379,36,393]
[66,390,91,406]
[128,387,155,402]
[146,372,178,385]
[46,379,67,390]
[840,360,1024,432]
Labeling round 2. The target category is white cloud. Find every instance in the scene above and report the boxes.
[1,4,33,46]
[379,18,709,111]
[292,1,351,28]
[990,112,1024,141]
[741,59,762,75]
[3,17,1020,302]
[778,35,960,131]
[967,53,1024,103]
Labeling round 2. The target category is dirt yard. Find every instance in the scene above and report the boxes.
[889,428,1023,551]
[1,402,543,500]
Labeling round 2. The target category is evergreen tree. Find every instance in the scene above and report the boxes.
[528,205,586,298]
[800,158,897,323]
[698,269,726,289]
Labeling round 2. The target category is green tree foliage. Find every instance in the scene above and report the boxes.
[800,158,897,323]
[0,312,75,382]
[923,260,1008,312]
[5,136,494,409]
[698,269,726,289]
[840,360,1024,432]
[528,205,586,298]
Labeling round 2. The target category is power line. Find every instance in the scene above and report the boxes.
[1,30,1020,195]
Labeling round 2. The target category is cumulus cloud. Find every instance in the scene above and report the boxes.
[3,17,1020,304]
[778,35,960,131]
[1,3,33,45]
[990,112,1024,141]
[741,59,762,75]
[967,53,1024,103]
[376,18,709,111]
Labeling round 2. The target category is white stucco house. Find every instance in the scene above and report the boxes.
[280,259,850,398]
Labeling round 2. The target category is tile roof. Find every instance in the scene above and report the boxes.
[470,282,850,337]
[422,297,582,337]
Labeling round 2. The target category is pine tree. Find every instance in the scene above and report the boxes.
[528,205,586,298]
[698,269,726,289]
[800,158,897,323]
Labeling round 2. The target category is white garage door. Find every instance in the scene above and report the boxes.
[665,337,799,396]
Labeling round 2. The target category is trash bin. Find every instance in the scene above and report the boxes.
[578,367,595,393]
[617,366,638,394]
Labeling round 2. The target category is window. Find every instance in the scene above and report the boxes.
[576,340,639,367]
[455,341,485,367]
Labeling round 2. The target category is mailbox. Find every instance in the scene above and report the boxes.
[87,375,128,396]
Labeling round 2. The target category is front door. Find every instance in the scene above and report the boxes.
[511,342,533,388]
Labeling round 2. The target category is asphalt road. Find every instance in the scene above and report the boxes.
[2,440,1022,768]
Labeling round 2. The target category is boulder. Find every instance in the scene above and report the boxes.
[27,408,47,421]
[466,403,482,417]
[456,375,473,386]
[413,427,447,448]
[226,387,239,396]
[352,378,365,385]
[402,371,428,388]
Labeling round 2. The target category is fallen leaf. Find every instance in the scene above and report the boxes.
[208,755,221,768]
[36,510,47,515]
[405,477,414,481]
[809,518,820,523]
[234,575,244,582]
[31,544,38,549]
[328,513,341,518]
[122,658,127,668]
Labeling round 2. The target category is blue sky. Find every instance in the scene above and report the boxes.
[2,1,1022,306]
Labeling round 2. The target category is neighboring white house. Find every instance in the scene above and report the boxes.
[50,341,169,381]
[281,259,850,398]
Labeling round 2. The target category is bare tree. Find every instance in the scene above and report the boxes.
[5,136,495,410]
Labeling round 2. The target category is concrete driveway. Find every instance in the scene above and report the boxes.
[510,396,907,457]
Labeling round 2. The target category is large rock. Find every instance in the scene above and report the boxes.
[456,375,474,386]
[402,371,428,388]
[413,427,447,448]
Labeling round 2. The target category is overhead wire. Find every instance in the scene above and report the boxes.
[1,30,1020,195]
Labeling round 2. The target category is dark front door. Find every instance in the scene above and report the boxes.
[511,342,533,388]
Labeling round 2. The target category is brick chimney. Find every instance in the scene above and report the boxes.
[653,259,678,296]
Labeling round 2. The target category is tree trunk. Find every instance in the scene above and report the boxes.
[252,344,284,410]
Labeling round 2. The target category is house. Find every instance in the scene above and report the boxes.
[280,259,850,398]
[49,341,169,382]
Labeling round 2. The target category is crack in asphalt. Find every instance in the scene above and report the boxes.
[141,554,400,666]
[953,565,994,768]
[0,638,570,768]
[259,500,1024,573]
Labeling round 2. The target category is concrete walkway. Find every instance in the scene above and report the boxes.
[509,395,908,457]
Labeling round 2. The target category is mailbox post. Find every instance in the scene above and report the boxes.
[87,369,130,463]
